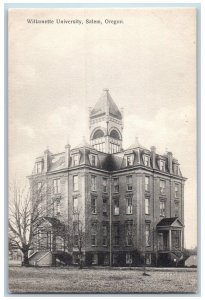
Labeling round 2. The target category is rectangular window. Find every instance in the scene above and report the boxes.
[103,198,107,215]
[91,175,96,191]
[145,224,151,246]
[160,180,166,194]
[126,252,132,264]
[113,178,119,193]
[73,154,79,166]
[174,201,179,217]
[113,198,119,215]
[171,230,181,250]
[159,160,165,171]
[73,175,78,191]
[91,253,98,264]
[144,155,150,167]
[102,224,108,246]
[36,162,42,174]
[73,222,78,247]
[103,178,108,193]
[145,253,151,265]
[160,200,166,217]
[91,223,97,246]
[73,196,78,214]
[91,155,97,166]
[113,223,120,246]
[54,178,60,194]
[91,197,97,214]
[126,155,133,166]
[54,200,61,216]
[126,175,133,191]
[145,198,150,215]
[175,184,179,198]
[145,176,150,191]
[125,221,133,246]
[126,197,133,214]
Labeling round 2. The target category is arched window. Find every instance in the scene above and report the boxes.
[92,129,104,139]
[110,129,120,140]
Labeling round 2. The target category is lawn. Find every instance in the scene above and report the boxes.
[8,266,197,294]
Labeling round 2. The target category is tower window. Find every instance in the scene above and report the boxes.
[110,129,120,140]
[159,160,166,172]
[93,129,104,139]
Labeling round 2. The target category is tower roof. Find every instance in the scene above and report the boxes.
[90,89,122,120]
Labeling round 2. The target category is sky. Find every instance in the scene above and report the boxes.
[8,8,196,248]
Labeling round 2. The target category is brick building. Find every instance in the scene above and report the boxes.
[28,89,186,267]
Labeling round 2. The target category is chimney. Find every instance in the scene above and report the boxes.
[44,148,50,172]
[150,146,156,169]
[65,144,71,168]
[167,151,173,174]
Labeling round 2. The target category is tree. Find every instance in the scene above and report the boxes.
[72,207,85,269]
[8,179,51,266]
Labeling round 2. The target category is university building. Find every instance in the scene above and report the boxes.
[28,89,186,267]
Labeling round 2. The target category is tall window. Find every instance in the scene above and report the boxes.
[160,200,166,217]
[91,155,97,167]
[91,223,97,246]
[113,178,119,193]
[73,154,79,166]
[91,197,97,214]
[145,198,150,215]
[37,182,42,193]
[73,196,78,214]
[145,224,151,246]
[174,201,179,217]
[36,161,43,174]
[174,164,179,175]
[160,180,166,194]
[103,178,108,193]
[54,178,60,194]
[73,175,78,191]
[145,176,150,192]
[91,175,96,191]
[102,224,108,246]
[145,253,151,265]
[144,155,150,167]
[175,184,179,198]
[126,197,133,214]
[113,198,119,215]
[126,252,132,264]
[159,160,165,172]
[125,221,133,246]
[54,200,61,216]
[103,198,107,215]
[73,222,78,247]
[113,223,120,246]
[126,175,133,191]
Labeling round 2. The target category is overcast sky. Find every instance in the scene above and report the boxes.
[9,8,196,248]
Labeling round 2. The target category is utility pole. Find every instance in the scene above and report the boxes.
[109,175,112,267]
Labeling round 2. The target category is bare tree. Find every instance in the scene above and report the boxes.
[72,207,85,269]
[8,179,50,266]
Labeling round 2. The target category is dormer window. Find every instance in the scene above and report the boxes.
[174,164,179,175]
[159,160,165,172]
[126,155,134,167]
[89,154,97,167]
[36,161,43,174]
[144,155,150,167]
[73,154,79,166]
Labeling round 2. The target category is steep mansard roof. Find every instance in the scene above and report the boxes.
[32,145,182,177]
[90,89,122,120]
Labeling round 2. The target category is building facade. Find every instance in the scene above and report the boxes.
[28,89,186,267]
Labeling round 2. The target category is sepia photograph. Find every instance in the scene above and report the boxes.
[7,5,198,294]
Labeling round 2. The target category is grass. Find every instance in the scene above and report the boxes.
[8,266,197,294]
